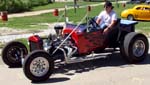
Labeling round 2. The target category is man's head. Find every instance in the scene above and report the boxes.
[104,1,114,13]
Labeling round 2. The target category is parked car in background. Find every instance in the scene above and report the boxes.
[127,0,146,4]
[145,0,150,4]
[121,5,150,21]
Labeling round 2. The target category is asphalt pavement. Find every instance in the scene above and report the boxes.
[0,53,150,85]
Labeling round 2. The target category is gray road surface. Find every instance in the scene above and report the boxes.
[0,54,150,85]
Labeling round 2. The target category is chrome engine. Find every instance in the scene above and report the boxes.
[43,25,78,61]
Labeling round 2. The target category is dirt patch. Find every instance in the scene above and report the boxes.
[0,27,45,36]
[0,23,56,36]
[0,27,29,36]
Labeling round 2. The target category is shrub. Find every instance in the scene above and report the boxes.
[30,0,49,6]
[11,0,31,13]
[21,0,32,10]
[0,0,31,13]
[0,0,6,11]
[0,0,49,13]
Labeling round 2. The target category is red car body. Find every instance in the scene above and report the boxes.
[63,23,108,54]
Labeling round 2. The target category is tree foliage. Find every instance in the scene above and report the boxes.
[0,0,50,13]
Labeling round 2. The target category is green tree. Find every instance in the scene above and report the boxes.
[0,0,49,13]
[0,0,7,11]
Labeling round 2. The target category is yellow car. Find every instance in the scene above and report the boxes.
[121,5,150,21]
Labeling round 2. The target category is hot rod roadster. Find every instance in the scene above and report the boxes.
[1,17,149,82]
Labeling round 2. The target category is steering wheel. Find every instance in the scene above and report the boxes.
[87,17,100,32]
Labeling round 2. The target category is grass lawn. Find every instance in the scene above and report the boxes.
[31,1,99,11]
[0,2,150,34]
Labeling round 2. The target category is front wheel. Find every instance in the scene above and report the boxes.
[23,50,54,82]
[2,41,28,67]
[121,32,149,63]
[127,15,134,21]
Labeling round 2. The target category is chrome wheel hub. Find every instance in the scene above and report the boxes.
[30,57,49,77]
[133,40,145,57]
[7,46,21,63]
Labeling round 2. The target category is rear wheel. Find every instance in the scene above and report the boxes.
[121,32,149,63]
[2,41,28,67]
[23,50,54,82]
[127,15,134,21]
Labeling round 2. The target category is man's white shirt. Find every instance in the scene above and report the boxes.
[97,10,117,26]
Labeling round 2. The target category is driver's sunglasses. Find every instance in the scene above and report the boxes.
[104,6,109,9]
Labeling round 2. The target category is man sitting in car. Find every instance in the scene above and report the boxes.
[96,1,117,34]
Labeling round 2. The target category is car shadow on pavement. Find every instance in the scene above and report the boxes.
[33,52,150,84]
[32,77,70,84]
[54,52,150,75]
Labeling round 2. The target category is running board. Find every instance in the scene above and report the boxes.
[65,53,111,64]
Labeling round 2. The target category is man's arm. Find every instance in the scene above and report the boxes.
[103,19,117,34]
[107,19,117,29]
[96,11,103,25]
[96,17,101,25]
